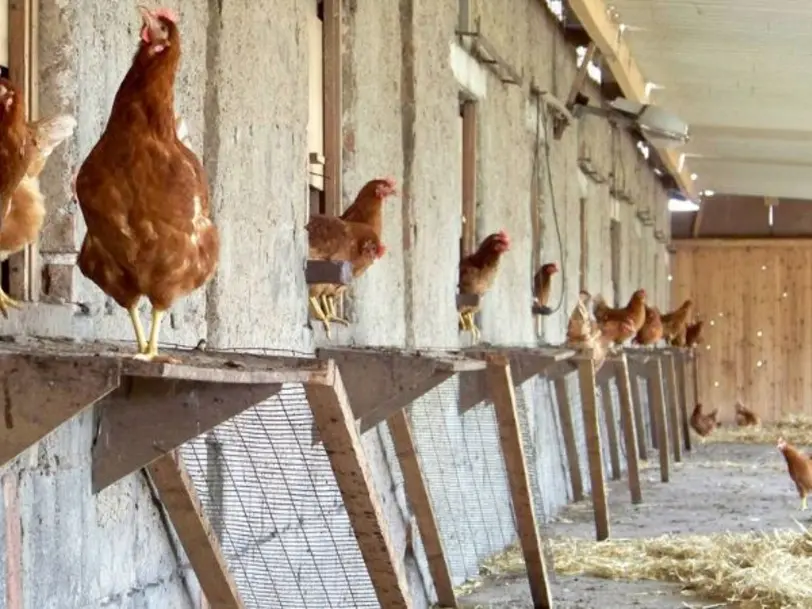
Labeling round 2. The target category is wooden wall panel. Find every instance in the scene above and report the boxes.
[672,240,812,423]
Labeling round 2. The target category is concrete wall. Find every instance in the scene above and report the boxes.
[1,0,670,607]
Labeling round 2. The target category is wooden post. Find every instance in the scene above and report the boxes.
[663,354,682,463]
[599,383,621,481]
[676,352,692,452]
[628,369,648,460]
[322,0,342,217]
[486,356,553,609]
[387,411,457,608]
[577,355,609,541]
[147,452,245,609]
[692,352,700,410]
[647,359,670,483]
[553,376,584,502]
[614,355,642,504]
[304,362,413,609]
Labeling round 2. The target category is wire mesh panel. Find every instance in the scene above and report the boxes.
[407,376,515,586]
[180,384,380,609]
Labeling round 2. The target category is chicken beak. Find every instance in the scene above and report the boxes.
[137,5,161,41]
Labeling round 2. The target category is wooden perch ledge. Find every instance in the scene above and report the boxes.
[305,260,352,285]
[0,336,333,493]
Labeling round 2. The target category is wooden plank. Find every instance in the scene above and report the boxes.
[147,452,245,609]
[672,238,812,250]
[461,100,477,256]
[305,260,352,285]
[675,352,692,452]
[304,362,413,609]
[359,371,452,431]
[613,355,642,504]
[628,368,648,460]
[554,376,584,502]
[647,358,670,483]
[322,0,342,217]
[92,379,282,494]
[485,355,553,609]
[599,383,621,481]
[456,293,480,309]
[387,411,457,608]
[577,355,609,541]
[663,354,682,463]
[0,355,120,469]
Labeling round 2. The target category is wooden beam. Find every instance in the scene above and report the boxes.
[554,41,596,140]
[662,353,682,463]
[577,355,609,541]
[305,260,352,285]
[764,196,779,207]
[304,362,413,608]
[613,355,642,504]
[461,100,477,256]
[672,238,812,250]
[566,0,697,200]
[675,352,692,452]
[322,0,342,217]
[646,358,670,483]
[627,366,648,461]
[456,293,480,309]
[599,383,621,482]
[387,411,457,608]
[554,376,584,502]
[692,351,700,408]
[147,452,245,609]
[691,205,704,238]
[0,355,120,469]
[486,355,553,609]
[92,379,282,493]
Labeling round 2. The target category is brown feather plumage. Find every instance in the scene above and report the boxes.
[533,262,558,308]
[633,306,664,346]
[458,231,511,316]
[0,78,36,226]
[340,178,397,238]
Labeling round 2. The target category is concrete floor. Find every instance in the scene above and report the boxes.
[457,441,803,608]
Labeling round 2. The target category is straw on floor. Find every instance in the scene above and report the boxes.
[708,414,812,446]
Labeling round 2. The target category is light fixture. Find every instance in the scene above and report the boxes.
[702,189,715,197]
[714,381,720,387]
[756,360,763,367]
[668,197,700,212]
[757,330,762,337]
[690,173,698,181]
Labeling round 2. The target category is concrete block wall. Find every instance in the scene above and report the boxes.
[1,0,671,607]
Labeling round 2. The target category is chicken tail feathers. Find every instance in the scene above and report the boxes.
[32,114,77,158]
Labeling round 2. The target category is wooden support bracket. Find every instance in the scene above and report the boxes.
[304,362,413,609]
[553,376,584,502]
[147,452,245,609]
[314,347,484,441]
[646,358,670,483]
[553,41,596,140]
[92,379,283,493]
[599,381,621,482]
[387,411,457,608]
[458,347,576,413]
[662,353,682,463]
[627,365,648,461]
[486,355,552,609]
[305,260,352,285]
[611,354,642,504]
[675,351,692,452]
[0,354,120,470]
[577,354,609,541]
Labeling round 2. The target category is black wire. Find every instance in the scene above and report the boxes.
[535,95,566,315]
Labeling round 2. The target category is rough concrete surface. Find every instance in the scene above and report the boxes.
[2,0,678,607]
[458,442,800,608]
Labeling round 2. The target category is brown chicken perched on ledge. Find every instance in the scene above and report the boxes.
[592,289,647,345]
[684,320,704,348]
[777,437,812,511]
[75,7,219,362]
[306,214,387,337]
[0,78,36,228]
[735,401,761,427]
[662,299,694,346]
[632,305,663,347]
[532,262,558,313]
[0,114,77,316]
[458,230,511,342]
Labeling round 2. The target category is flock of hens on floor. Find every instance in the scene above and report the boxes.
[1,5,808,509]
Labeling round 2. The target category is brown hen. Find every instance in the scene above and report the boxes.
[777,437,812,511]
[689,403,719,438]
[75,7,219,362]
[633,306,663,346]
[458,230,511,342]
[593,289,647,345]
[684,320,704,348]
[0,78,35,227]
[662,299,694,345]
[735,401,761,427]
[532,262,558,313]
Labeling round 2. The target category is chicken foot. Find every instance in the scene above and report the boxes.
[309,295,334,339]
[458,310,481,342]
[802,495,808,511]
[127,305,148,353]
[133,309,180,364]
[320,295,349,326]
[0,289,21,319]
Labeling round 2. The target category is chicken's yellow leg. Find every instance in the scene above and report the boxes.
[458,311,466,331]
[802,495,808,511]
[0,288,21,319]
[309,295,333,339]
[128,306,148,353]
[323,294,350,326]
[133,309,177,363]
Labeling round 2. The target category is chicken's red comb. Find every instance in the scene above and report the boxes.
[381,177,396,188]
[497,230,510,241]
[377,244,387,258]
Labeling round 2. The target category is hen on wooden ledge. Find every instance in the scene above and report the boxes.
[75,6,219,362]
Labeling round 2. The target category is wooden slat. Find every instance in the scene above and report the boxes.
[322,0,342,217]
[663,354,682,463]
[461,100,477,256]
[0,355,120,469]
[486,356,553,608]
[599,383,621,481]
[675,352,692,452]
[304,362,412,608]
[577,356,609,541]
[554,376,584,502]
[147,452,245,609]
[387,411,457,608]
[614,356,642,504]
[647,359,670,483]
